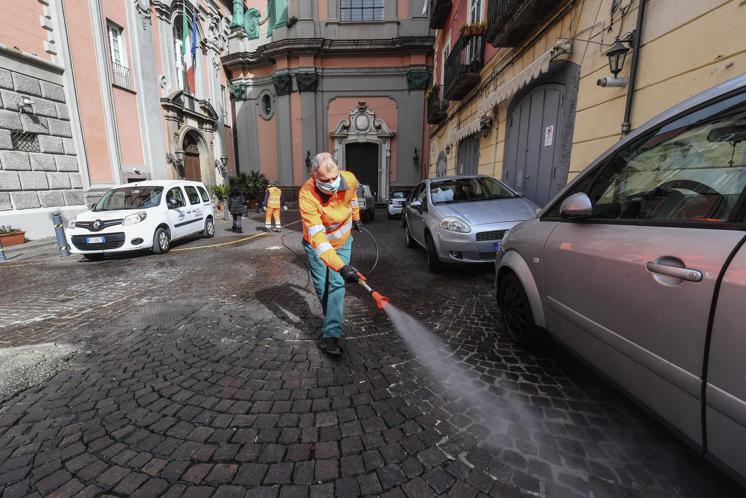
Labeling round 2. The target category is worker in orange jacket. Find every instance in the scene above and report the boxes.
[262,182,286,232]
[300,152,363,356]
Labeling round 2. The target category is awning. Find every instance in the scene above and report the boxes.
[447,43,570,144]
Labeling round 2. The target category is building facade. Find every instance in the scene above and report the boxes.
[223,0,434,202]
[426,0,746,207]
[0,0,236,239]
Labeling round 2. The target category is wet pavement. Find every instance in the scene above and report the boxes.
[0,211,742,497]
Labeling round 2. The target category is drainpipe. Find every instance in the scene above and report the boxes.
[621,0,647,135]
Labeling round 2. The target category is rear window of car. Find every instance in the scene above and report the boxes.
[184,186,201,205]
[197,186,210,202]
[391,191,410,199]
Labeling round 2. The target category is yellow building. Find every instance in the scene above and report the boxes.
[427,0,746,207]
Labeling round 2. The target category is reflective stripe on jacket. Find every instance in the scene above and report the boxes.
[264,186,282,209]
[299,170,361,271]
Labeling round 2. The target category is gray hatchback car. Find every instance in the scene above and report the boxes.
[495,74,746,483]
[403,175,539,272]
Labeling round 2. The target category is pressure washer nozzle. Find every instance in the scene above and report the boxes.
[371,291,389,309]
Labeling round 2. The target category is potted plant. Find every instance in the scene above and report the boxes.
[230,171,268,209]
[461,21,487,36]
[211,184,230,211]
[0,225,25,247]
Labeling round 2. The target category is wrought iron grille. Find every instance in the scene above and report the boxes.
[486,0,565,47]
[444,34,484,100]
[10,131,40,153]
[428,0,453,29]
[427,85,448,124]
[111,61,131,89]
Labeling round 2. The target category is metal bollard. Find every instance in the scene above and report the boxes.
[51,212,70,257]
[0,238,6,262]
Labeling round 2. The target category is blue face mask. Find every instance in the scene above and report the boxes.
[316,175,341,194]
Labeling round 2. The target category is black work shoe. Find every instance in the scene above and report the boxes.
[320,337,343,356]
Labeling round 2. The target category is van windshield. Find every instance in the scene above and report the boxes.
[94,186,163,211]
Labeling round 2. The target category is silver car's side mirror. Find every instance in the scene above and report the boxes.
[559,192,592,219]
[410,200,423,209]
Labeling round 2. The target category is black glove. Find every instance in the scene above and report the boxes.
[352,221,363,232]
[339,265,361,284]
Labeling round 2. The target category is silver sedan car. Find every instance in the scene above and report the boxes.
[495,73,746,483]
[403,175,539,272]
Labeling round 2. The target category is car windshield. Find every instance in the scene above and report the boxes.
[430,177,516,204]
[391,191,409,199]
[94,186,163,211]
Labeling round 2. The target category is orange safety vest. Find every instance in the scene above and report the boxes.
[299,170,361,271]
[266,186,282,209]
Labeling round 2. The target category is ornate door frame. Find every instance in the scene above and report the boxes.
[330,101,395,202]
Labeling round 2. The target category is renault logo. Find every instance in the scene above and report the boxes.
[93,220,102,231]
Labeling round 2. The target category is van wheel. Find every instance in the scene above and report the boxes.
[497,272,548,348]
[152,227,170,254]
[204,217,215,238]
[404,223,417,248]
[425,232,442,273]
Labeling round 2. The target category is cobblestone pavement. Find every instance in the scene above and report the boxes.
[0,211,742,497]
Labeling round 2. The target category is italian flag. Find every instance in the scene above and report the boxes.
[182,1,196,93]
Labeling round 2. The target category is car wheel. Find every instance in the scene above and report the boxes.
[83,254,103,261]
[152,227,170,254]
[204,217,215,238]
[425,232,443,273]
[497,272,548,348]
[404,223,417,248]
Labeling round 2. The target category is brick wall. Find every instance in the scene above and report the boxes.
[0,66,85,212]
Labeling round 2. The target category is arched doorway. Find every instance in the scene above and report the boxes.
[183,132,201,181]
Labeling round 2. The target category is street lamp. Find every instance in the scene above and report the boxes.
[175,149,185,164]
[606,37,630,77]
[220,156,228,167]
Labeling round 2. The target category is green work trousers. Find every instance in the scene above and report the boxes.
[303,236,352,338]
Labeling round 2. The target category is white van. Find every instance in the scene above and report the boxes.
[66,180,215,259]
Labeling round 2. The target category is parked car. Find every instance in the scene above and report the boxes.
[495,74,746,483]
[356,183,376,221]
[387,189,412,219]
[67,180,215,259]
[403,175,539,272]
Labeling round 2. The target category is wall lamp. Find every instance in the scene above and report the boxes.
[166,150,185,176]
[597,34,632,88]
[413,147,419,165]
[19,96,34,114]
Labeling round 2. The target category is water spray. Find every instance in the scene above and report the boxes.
[354,272,389,309]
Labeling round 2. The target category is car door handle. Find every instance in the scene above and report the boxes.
[646,261,703,282]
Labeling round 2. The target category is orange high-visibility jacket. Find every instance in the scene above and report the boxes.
[299,170,361,271]
[265,186,282,209]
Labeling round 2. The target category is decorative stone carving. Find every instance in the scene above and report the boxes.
[133,0,152,30]
[295,72,318,93]
[406,69,431,90]
[230,0,244,28]
[243,8,261,40]
[229,83,247,101]
[272,73,292,96]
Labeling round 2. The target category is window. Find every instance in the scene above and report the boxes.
[469,0,483,23]
[107,23,130,88]
[184,186,201,205]
[166,187,186,209]
[340,0,384,21]
[415,183,428,205]
[259,92,274,120]
[173,14,197,94]
[221,85,227,121]
[549,92,746,224]
[441,40,450,85]
[94,187,163,211]
[197,186,210,202]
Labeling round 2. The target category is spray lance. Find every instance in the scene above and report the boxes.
[354,271,390,309]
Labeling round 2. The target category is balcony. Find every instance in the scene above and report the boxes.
[486,0,565,47]
[427,85,448,124]
[111,61,131,89]
[443,34,484,101]
[428,0,452,29]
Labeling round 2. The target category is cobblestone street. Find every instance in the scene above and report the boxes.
[0,212,741,498]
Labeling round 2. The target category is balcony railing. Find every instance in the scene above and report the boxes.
[428,0,452,29]
[111,61,131,89]
[427,85,448,125]
[443,34,484,101]
[486,0,565,47]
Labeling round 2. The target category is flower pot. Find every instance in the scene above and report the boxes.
[0,231,25,247]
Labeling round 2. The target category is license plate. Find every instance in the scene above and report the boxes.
[86,236,105,244]
[493,242,501,252]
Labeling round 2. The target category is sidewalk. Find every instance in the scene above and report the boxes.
[0,210,298,264]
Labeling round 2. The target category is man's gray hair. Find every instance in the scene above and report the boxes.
[310,152,337,173]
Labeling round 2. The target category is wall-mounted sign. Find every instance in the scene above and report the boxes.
[544,125,554,147]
